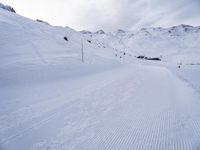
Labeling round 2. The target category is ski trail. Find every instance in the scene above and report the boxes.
[0,65,136,150]
[76,66,200,150]
[1,65,200,150]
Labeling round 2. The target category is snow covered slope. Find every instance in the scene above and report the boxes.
[1,62,200,150]
[1,4,200,150]
[0,7,120,149]
[82,25,200,64]
[0,8,117,67]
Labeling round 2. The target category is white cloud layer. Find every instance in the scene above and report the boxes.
[1,0,200,31]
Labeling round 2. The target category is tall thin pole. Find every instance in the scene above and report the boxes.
[81,38,84,63]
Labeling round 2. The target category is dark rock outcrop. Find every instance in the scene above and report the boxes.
[0,3,16,13]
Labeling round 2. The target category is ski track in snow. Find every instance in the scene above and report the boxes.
[1,65,200,150]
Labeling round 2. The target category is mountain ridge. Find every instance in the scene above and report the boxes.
[0,3,199,65]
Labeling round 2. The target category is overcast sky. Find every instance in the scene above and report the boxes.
[1,0,200,31]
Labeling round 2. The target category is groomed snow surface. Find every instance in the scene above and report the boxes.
[1,7,200,150]
[1,63,200,150]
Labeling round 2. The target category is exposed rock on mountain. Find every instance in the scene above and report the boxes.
[0,3,16,13]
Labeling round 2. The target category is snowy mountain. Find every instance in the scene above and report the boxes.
[1,3,199,66]
[0,7,118,67]
[82,25,200,64]
[1,4,200,150]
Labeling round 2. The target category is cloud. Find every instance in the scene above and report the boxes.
[1,0,200,31]
[129,0,200,29]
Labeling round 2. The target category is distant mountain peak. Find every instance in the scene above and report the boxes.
[114,29,127,35]
[116,29,125,33]
[81,30,93,34]
[176,24,193,28]
[0,3,16,13]
[95,30,105,34]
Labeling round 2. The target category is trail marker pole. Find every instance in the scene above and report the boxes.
[81,38,84,63]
